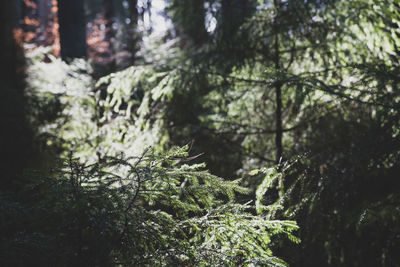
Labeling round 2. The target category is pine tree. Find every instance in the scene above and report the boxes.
[0,147,299,266]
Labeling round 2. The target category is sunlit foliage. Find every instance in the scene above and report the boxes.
[0,147,298,266]
[8,0,400,266]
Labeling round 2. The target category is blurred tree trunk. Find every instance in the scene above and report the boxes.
[273,0,283,164]
[58,0,87,59]
[215,0,256,73]
[20,0,40,44]
[13,0,22,27]
[126,0,139,64]
[38,0,48,30]
[16,0,59,54]
[219,0,254,39]
[0,0,32,190]
[37,0,51,46]
[170,0,208,47]
[129,0,138,26]
[187,0,207,46]
[0,2,20,103]
[103,0,116,69]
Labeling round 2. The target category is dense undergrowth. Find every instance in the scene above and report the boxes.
[0,48,300,266]
[3,0,400,266]
[0,146,299,266]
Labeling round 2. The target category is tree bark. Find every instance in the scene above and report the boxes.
[273,0,283,165]
[129,0,138,26]
[220,0,254,39]
[127,0,139,63]
[0,0,32,189]
[171,0,207,46]
[58,0,87,60]
[103,0,116,68]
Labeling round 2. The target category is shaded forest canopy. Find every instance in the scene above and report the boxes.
[1,0,400,266]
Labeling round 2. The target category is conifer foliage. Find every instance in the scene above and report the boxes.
[0,146,298,266]
[4,0,400,266]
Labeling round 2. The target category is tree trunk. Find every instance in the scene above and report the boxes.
[171,0,207,46]
[58,0,87,60]
[103,0,116,69]
[20,0,40,44]
[273,0,283,165]
[188,0,207,45]
[129,0,138,26]
[220,0,254,39]
[0,0,32,189]
[38,0,52,46]
[127,0,139,64]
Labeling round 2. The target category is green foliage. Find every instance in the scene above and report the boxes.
[26,48,168,163]
[253,167,283,216]
[0,147,298,266]
[159,1,400,265]
[25,47,95,162]
[21,0,400,265]
[276,61,400,265]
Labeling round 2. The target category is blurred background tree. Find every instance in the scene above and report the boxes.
[58,0,87,59]
[0,0,33,190]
